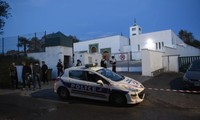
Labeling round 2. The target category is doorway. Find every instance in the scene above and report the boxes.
[64,55,70,69]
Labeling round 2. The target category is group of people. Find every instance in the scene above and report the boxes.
[101,56,117,72]
[9,61,49,90]
[75,56,117,72]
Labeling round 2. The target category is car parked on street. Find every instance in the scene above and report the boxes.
[183,60,200,89]
[54,64,145,105]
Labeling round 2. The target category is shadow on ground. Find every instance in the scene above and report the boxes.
[30,89,136,108]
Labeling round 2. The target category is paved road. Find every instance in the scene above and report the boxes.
[0,72,199,120]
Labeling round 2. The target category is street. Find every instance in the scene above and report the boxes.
[0,72,200,120]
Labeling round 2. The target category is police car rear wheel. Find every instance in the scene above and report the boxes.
[110,93,126,105]
[58,87,69,100]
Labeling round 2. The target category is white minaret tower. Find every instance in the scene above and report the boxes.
[129,18,142,38]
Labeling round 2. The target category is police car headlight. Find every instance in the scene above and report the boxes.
[131,89,139,92]
[127,87,139,92]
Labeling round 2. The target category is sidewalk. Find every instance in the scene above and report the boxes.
[0,81,54,96]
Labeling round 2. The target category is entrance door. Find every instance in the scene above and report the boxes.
[64,55,70,69]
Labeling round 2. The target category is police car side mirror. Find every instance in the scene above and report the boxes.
[97,80,104,86]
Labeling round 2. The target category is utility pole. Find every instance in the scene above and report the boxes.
[35,32,36,51]
[18,36,20,56]
[2,37,4,56]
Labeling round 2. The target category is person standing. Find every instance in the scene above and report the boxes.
[9,62,18,89]
[22,61,30,90]
[41,61,48,84]
[100,56,107,68]
[26,62,32,90]
[57,59,63,76]
[28,62,34,90]
[33,61,41,89]
[110,56,117,72]
[76,59,82,66]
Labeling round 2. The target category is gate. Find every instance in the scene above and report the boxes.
[178,56,200,72]
[110,52,142,72]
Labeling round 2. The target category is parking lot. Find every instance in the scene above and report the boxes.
[0,72,200,120]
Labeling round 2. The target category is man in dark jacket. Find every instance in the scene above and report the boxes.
[100,56,107,68]
[22,61,30,90]
[57,59,63,76]
[41,61,48,84]
[33,61,41,89]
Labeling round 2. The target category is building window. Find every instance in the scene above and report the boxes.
[138,44,140,51]
[132,28,136,31]
[132,33,136,36]
[159,42,161,49]
[156,43,158,49]
[69,70,86,80]
[89,43,99,53]
[162,42,164,47]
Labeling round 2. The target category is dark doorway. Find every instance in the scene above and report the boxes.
[64,55,70,69]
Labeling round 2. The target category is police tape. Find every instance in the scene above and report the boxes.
[147,87,200,93]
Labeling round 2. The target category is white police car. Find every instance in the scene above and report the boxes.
[54,64,145,105]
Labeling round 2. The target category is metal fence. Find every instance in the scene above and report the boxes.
[110,52,142,72]
[0,31,46,56]
[178,56,200,72]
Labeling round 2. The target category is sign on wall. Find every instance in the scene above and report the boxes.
[111,53,128,61]
[89,43,99,53]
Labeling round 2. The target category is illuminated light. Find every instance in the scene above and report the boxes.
[144,38,155,50]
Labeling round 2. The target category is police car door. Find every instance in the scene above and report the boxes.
[85,71,110,101]
[68,70,90,98]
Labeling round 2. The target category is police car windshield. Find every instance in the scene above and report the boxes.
[97,68,124,82]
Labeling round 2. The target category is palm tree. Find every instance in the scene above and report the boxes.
[17,36,30,56]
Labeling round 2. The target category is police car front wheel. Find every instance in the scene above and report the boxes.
[58,87,69,100]
[110,93,127,105]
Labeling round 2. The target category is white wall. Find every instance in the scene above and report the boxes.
[142,49,164,76]
[74,35,129,53]
[28,52,46,64]
[163,44,200,57]
[28,46,73,79]
[74,53,102,66]
[163,55,179,72]
[131,30,174,52]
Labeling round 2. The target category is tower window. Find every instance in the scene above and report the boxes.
[132,28,136,31]
[159,42,161,49]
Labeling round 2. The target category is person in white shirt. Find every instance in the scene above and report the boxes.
[110,56,116,72]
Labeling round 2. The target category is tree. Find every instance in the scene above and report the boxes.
[28,37,44,52]
[0,0,11,34]
[67,35,80,43]
[178,29,200,49]
[17,36,30,56]
[178,29,194,44]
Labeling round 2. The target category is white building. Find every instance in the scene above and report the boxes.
[28,32,73,78]
[74,35,130,58]
[74,35,130,64]
[130,22,200,60]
